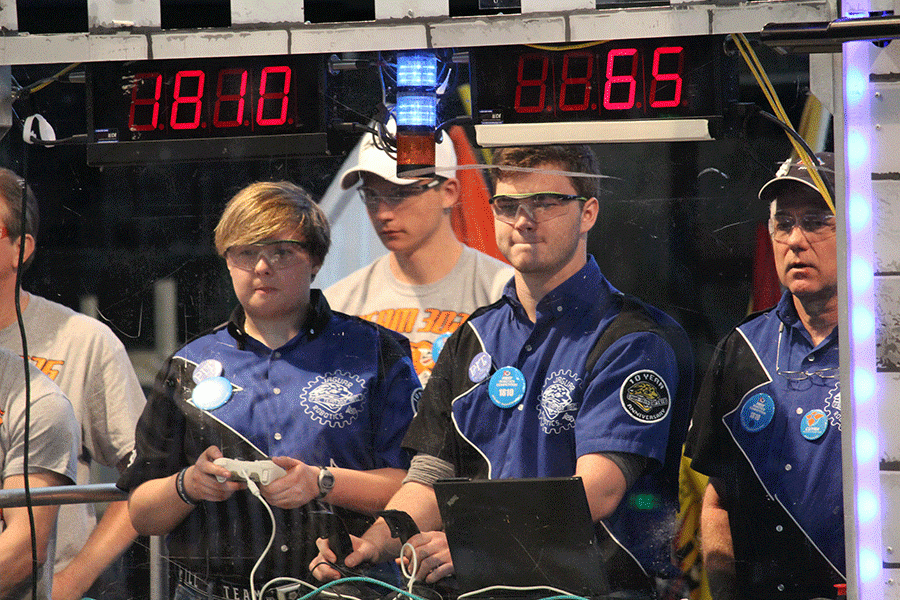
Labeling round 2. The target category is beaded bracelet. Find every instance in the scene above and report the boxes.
[175,467,199,506]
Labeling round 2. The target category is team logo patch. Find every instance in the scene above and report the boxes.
[620,370,670,423]
[825,380,841,431]
[538,370,581,434]
[300,371,367,428]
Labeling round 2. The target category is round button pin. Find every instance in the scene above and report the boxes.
[800,409,828,440]
[432,332,451,363]
[740,392,775,433]
[191,376,233,411]
[468,352,492,383]
[489,366,526,409]
[192,359,224,384]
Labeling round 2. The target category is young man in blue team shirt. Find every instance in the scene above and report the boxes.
[118,181,422,598]
[311,145,693,597]
[686,153,844,600]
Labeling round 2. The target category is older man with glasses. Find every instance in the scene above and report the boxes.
[118,181,422,599]
[686,152,845,600]
[325,122,512,386]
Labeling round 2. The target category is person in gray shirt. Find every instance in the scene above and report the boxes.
[0,168,145,600]
[0,348,79,600]
[325,122,512,385]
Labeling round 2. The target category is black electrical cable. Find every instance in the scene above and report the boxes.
[758,109,836,207]
[15,142,39,600]
[24,134,88,146]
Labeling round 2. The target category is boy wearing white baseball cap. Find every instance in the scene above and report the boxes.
[325,122,512,385]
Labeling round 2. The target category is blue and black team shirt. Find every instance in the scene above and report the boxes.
[686,291,844,600]
[403,256,693,593]
[119,290,421,584]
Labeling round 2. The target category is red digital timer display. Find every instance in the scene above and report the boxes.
[126,65,298,135]
[471,36,727,124]
[88,54,325,148]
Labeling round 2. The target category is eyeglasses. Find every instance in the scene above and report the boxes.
[225,240,311,271]
[769,212,836,244]
[358,178,444,211]
[489,192,585,224]
[775,323,839,384]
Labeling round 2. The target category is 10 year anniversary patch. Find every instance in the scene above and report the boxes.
[620,370,670,423]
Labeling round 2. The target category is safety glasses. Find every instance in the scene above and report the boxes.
[768,212,836,244]
[358,178,444,211]
[489,192,585,224]
[225,240,311,271]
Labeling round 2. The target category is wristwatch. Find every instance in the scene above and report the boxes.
[317,466,335,500]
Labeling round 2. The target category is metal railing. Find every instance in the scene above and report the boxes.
[0,483,125,507]
[0,483,167,600]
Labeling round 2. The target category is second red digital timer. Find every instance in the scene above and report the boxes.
[471,36,728,124]
[513,45,684,114]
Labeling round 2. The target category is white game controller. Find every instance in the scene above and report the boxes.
[213,458,287,486]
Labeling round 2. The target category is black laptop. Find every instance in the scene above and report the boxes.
[432,477,609,599]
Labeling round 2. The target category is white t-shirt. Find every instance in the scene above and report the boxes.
[0,294,146,570]
[325,245,513,384]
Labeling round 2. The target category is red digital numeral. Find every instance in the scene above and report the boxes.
[558,51,592,112]
[128,72,162,132]
[603,48,638,111]
[256,66,291,126]
[649,46,684,109]
[513,53,549,114]
[170,70,205,130]
[213,69,248,128]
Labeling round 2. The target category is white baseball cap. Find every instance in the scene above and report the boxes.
[340,119,457,189]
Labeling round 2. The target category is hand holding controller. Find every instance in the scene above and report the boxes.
[213,458,287,486]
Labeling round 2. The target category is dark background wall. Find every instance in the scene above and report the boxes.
[1,42,818,383]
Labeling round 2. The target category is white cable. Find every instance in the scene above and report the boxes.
[457,585,586,600]
[244,474,278,600]
[435,68,451,96]
[399,541,419,593]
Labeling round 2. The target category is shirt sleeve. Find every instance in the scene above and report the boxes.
[116,356,188,491]
[684,330,747,480]
[369,326,420,469]
[83,331,146,468]
[4,368,79,485]
[401,323,458,464]
[576,330,681,469]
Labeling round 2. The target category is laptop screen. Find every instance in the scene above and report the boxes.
[432,477,609,599]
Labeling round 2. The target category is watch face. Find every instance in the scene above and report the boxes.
[319,468,335,491]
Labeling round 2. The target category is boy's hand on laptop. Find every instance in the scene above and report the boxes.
[310,535,379,580]
[402,531,455,583]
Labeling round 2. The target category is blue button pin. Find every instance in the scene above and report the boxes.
[468,352,492,383]
[489,366,526,409]
[800,409,828,440]
[193,359,224,384]
[432,332,451,363]
[191,376,233,411]
[740,392,775,433]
